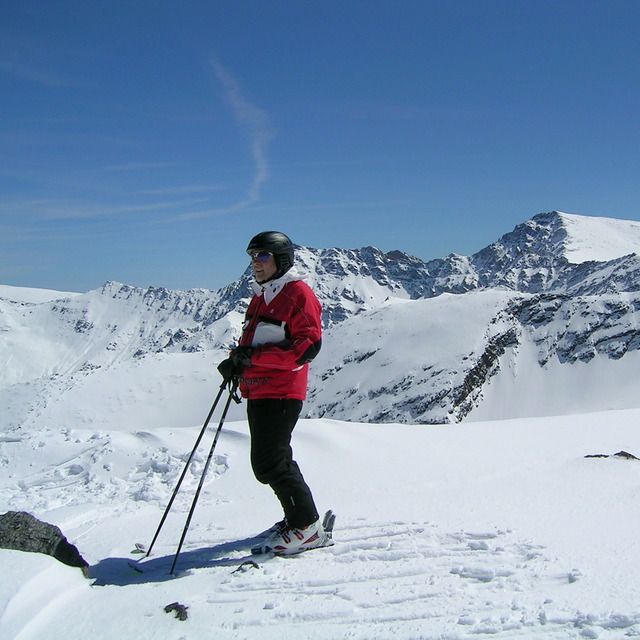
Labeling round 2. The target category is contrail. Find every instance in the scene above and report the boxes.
[210,58,275,213]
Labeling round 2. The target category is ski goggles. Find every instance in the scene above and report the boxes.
[248,250,273,262]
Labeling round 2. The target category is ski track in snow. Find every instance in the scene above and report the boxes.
[172,522,639,640]
[3,421,640,640]
[12,518,639,640]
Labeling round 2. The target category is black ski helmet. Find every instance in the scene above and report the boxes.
[247,231,294,277]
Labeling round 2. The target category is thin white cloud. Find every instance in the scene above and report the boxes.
[0,35,79,87]
[168,197,415,224]
[0,54,77,87]
[139,184,225,195]
[209,57,275,214]
[0,197,210,221]
[102,162,178,172]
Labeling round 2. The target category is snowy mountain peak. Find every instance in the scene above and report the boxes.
[554,211,640,263]
[460,211,640,295]
[499,211,640,265]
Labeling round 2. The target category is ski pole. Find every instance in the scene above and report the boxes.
[145,379,229,559]
[170,378,239,575]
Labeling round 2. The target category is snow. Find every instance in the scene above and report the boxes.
[3,211,640,638]
[309,290,521,423]
[558,212,640,264]
[308,289,640,424]
[3,397,640,638]
[469,327,640,421]
[0,285,81,304]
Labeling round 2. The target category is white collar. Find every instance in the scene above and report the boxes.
[251,266,305,304]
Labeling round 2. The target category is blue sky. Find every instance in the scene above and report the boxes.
[2,0,639,293]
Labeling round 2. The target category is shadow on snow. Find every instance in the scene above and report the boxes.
[90,535,262,586]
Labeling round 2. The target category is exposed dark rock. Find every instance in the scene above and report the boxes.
[0,511,89,576]
[453,328,519,418]
[584,450,639,460]
[615,450,639,460]
[164,602,189,621]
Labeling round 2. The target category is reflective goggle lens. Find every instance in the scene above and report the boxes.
[248,250,273,262]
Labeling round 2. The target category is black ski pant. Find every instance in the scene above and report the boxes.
[247,398,319,529]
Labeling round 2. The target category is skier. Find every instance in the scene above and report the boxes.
[218,231,330,555]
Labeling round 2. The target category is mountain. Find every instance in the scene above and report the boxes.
[308,288,640,424]
[2,211,640,429]
[416,211,640,296]
[308,212,640,423]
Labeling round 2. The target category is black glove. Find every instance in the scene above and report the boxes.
[231,346,253,370]
[217,358,237,383]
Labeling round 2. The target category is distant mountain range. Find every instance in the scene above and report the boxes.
[2,211,640,429]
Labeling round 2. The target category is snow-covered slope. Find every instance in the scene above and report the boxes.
[308,290,640,423]
[560,212,640,263]
[2,408,640,639]
[0,284,81,304]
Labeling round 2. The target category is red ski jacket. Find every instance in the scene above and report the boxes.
[236,269,322,400]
